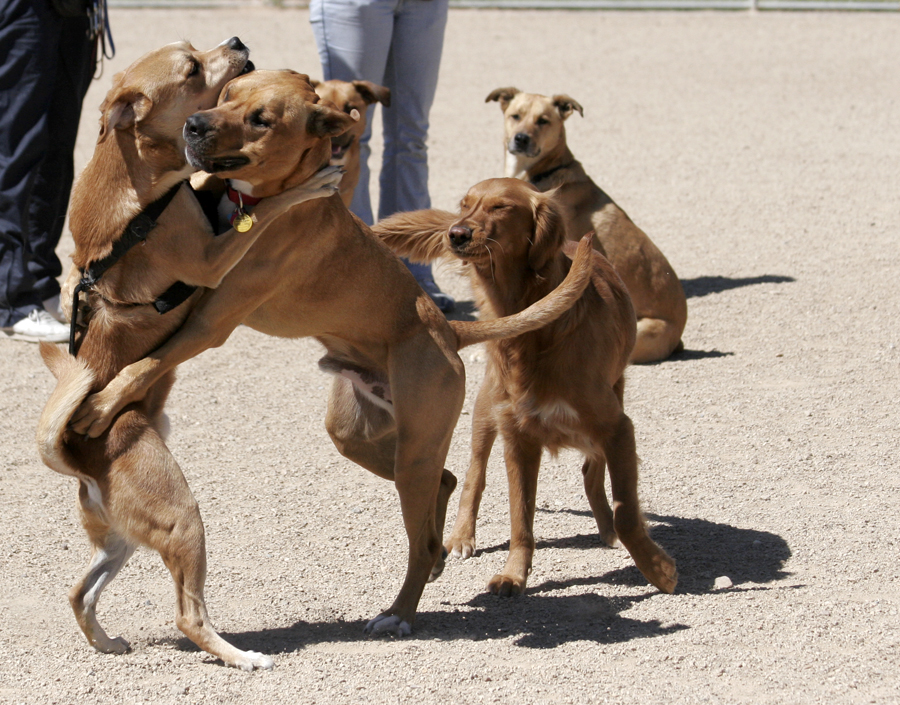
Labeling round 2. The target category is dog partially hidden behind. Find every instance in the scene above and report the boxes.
[486,87,688,364]
[312,78,391,208]
[375,178,678,597]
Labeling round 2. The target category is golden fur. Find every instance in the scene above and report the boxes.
[374,178,678,596]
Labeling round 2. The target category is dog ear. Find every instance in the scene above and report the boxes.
[98,86,152,142]
[485,86,520,112]
[352,80,391,107]
[552,94,584,120]
[307,103,358,138]
[529,192,567,272]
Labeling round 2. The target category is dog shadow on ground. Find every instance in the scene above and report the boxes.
[195,512,790,657]
[681,274,794,299]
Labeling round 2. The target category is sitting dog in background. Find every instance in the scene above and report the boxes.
[486,87,688,364]
[375,178,678,598]
[37,41,339,671]
[312,78,391,208]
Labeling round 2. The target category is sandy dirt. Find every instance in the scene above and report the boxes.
[1,8,898,704]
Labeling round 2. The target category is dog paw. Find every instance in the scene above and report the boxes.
[231,650,275,672]
[487,573,527,597]
[70,390,121,438]
[93,635,131,654]
[445,535,476,560]
[428,547,449,583]
[635,549,678,594]
[364,614,412,637]
[308,165,344,192]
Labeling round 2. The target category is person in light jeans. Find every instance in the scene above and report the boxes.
[310,0,454,312]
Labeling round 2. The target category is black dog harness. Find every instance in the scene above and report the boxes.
[68,182,199,355]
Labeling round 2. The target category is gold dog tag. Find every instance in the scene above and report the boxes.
[233,211,253,233]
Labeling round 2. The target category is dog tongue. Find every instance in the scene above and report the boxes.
[332,145,343,157]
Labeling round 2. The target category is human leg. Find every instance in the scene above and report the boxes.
[378,0,452,309]
[309,0,395,225]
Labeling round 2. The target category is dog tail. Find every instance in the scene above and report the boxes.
[36,342,95,478]
[451,232,594,350]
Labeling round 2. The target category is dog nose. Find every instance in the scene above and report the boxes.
[226,37,247,53]
[184,114,211,139]
[448,225,472,247]
[513,133,530,149]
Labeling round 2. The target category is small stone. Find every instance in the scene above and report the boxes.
[714,576,733,590]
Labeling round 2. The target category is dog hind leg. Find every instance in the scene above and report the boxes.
[581,456,618,547]
[631,317,683,364]
[603,413,678,593]
[488,433,542,597]
[326,375,458,635]
[101,418,273,670]
[69,504,136,654]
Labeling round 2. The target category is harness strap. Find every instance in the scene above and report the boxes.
[68,182,185,356]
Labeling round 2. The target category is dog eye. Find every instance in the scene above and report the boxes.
[249,109,270,129]
[490,204,510,212]
[186,59,201,78]
[536,116,549,126]
[510,113,520,121]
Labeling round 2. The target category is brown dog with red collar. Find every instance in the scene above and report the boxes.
[312,78,391,208]
[487,87,688,364]
[64,70,595,641]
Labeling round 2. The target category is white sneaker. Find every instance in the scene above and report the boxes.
[43,294,66,323]
[2,308,69,343]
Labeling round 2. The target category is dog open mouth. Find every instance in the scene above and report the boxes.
[184,145,250,173]
[330,135,353,161]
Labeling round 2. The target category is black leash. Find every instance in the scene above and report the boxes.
[68,182,185,356]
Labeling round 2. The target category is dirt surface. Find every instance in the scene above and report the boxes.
[1,8,898,704]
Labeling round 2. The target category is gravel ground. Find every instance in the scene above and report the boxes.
[1,8,898,704]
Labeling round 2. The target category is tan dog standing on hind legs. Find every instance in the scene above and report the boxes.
[486,87,688,364]
[311,78,391,208]
[67,70,596,639]
[375,178,678,597]
[37,40,343,670]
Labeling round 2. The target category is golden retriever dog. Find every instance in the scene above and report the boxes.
[311,78,391,208]
[487,87,688,364]
[62,70,595,642]
[37,41,341,670]
[374,178,678,597]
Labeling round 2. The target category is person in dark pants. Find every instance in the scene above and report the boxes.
[0,0,100,342]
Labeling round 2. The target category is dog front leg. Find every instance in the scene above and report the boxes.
[489,432,542,597]
[446,380,498,559]
[69,290,251,438]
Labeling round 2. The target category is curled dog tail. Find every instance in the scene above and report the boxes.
[451,232,594,350]
[36,342,95,478]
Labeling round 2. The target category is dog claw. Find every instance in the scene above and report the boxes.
[364,614,412,637]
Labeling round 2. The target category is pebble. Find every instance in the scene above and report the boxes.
[714,576,734,590]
